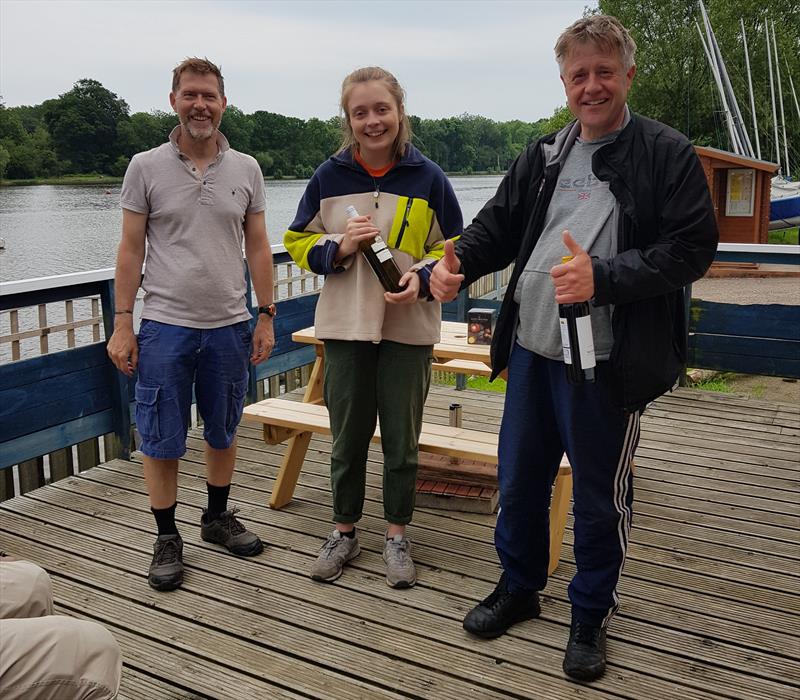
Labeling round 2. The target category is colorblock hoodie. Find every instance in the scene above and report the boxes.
[284,145,463,345]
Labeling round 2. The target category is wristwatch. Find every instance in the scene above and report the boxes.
[257,303,277,318]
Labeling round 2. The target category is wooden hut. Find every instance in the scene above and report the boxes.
[694,146,778,244]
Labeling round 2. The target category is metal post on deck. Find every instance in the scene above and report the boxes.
[448,403,462,465]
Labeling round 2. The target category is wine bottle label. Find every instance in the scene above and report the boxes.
[559,318,573,364]
[371,237,393,263]
[574,314,596,369]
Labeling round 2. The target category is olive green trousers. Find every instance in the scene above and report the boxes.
[323,339,432,525]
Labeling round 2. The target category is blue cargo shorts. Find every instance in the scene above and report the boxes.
[134,319,252,460]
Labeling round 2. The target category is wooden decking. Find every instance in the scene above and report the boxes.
[1,385,798,699]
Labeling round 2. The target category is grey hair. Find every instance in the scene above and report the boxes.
[554,15,637,73]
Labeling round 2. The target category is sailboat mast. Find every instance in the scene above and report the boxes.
[786,59,800,123]
[696,21,739,152]
[697,7,742,154]
[765,21,781,169]
[713,26,754,158]
[771,21,790,178]
[698,1,752,156]
[741,18,761,160]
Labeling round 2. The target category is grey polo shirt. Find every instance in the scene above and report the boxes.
[120,126,266,329]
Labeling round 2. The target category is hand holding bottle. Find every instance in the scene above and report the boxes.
[550,230,594,303]
[339,209,381,259]
[384,270,419,304]
[344,205,404,293]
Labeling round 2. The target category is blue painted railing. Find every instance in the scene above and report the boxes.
[1,244,797,486]
[714,242,798,266]
[687,243,800,379]
[0,252,318,473]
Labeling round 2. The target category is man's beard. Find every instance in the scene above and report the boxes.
[182,115,217,141]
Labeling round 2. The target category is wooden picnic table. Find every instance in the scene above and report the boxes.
[291,321,493,391]
[243,322,573,574]
[259,323,494,505]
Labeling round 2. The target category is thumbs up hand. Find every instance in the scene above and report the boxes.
[442,239,460,273]
[430,239,465,302]
[550,230,594,303]
[562,231,585,260]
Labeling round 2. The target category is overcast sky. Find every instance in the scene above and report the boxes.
[1,0,593,122]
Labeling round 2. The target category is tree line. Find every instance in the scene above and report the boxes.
[1,0,796,182]
[0,80,555,181]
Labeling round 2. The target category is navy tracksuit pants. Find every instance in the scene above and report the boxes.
[496,343,640,627]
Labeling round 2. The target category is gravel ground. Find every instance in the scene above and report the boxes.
[691,275,800,305]
[687,373,800,405]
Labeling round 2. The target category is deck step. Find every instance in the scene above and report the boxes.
[415,479,499,514]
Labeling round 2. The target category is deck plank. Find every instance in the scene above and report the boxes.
[0,386,798,699]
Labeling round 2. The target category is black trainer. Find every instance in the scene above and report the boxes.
[148,534,184,591]
[563,619,607,681]
[462,573,541,639]
[200,507,264,556]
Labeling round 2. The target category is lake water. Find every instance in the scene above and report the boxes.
[0,175,503,283]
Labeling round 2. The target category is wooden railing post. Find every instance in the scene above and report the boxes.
[100,279,131,459]
[0,468,15,502]
[455,289,469,390]
[65,299,76,348]
[38,304,49,355]
[91,297,100,342]
[77,438,101,471]
[18,457,45,494]
[681,283,692,387]
[49,447,74,483]
[9,309,20,361]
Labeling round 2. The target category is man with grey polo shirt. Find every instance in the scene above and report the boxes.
[108,57,275,591]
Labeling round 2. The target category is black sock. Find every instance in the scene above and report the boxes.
[152,503,179,537]
[341,528,356,539]
[206,482,230,520]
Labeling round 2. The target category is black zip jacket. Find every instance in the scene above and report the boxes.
[456,113,719,411]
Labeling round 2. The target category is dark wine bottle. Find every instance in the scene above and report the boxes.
[558,256,596,384]
[345,205,403,293]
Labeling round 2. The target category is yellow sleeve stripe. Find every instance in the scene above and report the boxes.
[283,229,323,271]
[424,234,461,261]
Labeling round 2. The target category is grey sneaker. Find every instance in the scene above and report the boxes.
[311,530,360,582]
[200,507,264,556]
[148,534,184,591]
[383,534,417,588]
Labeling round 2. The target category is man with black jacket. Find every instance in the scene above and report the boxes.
[430,15,718,681]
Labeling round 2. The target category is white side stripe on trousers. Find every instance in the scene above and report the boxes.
[602,409,640,628]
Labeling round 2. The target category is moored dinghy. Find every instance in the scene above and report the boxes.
[770,176,800,229]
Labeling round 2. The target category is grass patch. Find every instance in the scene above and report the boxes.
[749,383,766,399]
[769,227,799,244]
[433,372,506,393]
[692,373,733,393]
